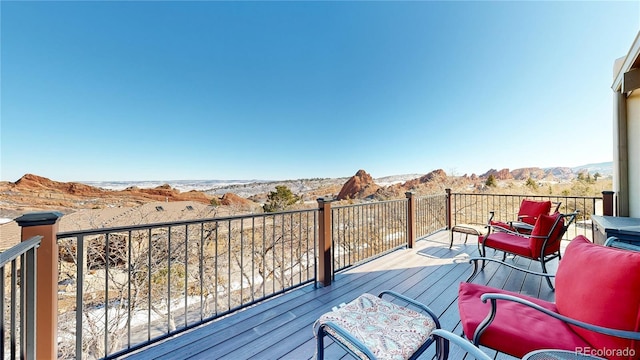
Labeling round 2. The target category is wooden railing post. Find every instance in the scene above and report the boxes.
[16,211,63,360]
[317,198,333,287]
[602,191,615,216]
[405,192,416,248]
[445,188,452,230]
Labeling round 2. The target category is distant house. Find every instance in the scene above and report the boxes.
[612,31,640,217]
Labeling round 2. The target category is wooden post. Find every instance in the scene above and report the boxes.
[602,191,615,216]
[16,212,63,360]
[317,198,333,287]
[405,192,416,248]
[445,188,452,230]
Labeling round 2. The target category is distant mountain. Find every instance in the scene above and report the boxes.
[569,162,613,176]
[479,161,613,181]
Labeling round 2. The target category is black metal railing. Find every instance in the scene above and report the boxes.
[1,236,41,360]
[331,199,408,272]
[416,194,447,238]
[56,210,317,359]
[449,193,602,239]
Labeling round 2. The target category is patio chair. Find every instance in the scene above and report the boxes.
[313,290,447,359]
[458,235,640,359]
[489,199,560,234]
[449,200,560,249]
[478,211,577,289]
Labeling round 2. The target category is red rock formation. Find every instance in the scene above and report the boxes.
[510,167,546,180]
[401,169,448,190]
[220,192,255,208]
[6,174,214,208]
[545,167,573,179]
[481,168,512,180]
[337,170,381,200]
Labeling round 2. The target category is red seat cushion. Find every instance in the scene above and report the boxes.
[518,199,552,226]
[555,235,640,359]
[482,232,532,258]
[458,282,590,358]
[529,212,563,258]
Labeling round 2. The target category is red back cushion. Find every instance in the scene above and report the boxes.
[529,212,563,257]
[518,199,552,225]
[556,236,640,359]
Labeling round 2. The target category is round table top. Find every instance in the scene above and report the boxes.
[523,349,606,360]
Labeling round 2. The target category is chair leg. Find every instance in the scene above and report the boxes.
[435,334,450,360]
[449,230,454,249]
[540,257,555,291]
[316,327,325,360]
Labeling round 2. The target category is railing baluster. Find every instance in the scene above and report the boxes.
[75,239,90,355]
[127,230,132,349]
[184,224,188,328]
[262,216,266,298]
[147,229,152,342]
[10,259,17,360]
[252,217,256,303]
[240,218,244,305]
[214,222,219,316]
[105,233,110,358]
[227,220,231,311]
[1,266,4,360]
[199,223,204,321]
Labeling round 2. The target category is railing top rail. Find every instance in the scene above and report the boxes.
[333,198,407,210]
[0,235,42,267]
[450,192,603,200]
[57,208,318,238]
[416,194,447,199]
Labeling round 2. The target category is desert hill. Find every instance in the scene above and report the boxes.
[0,174,251,218]
[0,161,612,219]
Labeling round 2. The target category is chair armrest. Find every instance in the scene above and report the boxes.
[466,257,555,282]
[472,293,640,345]
[431,329,492,360]
[487,225,525,236]
[509,221,534,232]
[314,320,376,359]
[378,290,442,329]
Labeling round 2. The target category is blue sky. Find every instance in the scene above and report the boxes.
[1,1,638,182]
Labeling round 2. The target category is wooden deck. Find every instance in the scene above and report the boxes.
[121,230,558,360]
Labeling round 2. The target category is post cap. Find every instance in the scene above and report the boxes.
[15,211,64,227]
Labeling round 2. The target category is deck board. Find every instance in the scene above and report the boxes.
[121,230,557,360]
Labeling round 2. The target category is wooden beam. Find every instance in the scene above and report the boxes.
[623,68,640,93]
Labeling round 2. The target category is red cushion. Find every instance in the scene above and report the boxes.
[458,282,590,358]
[483,232,532,258]
[529,213,563,258]
[518,199,552,225]
[556,236,640,359]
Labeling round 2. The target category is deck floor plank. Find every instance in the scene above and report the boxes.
[122,231,556,360]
